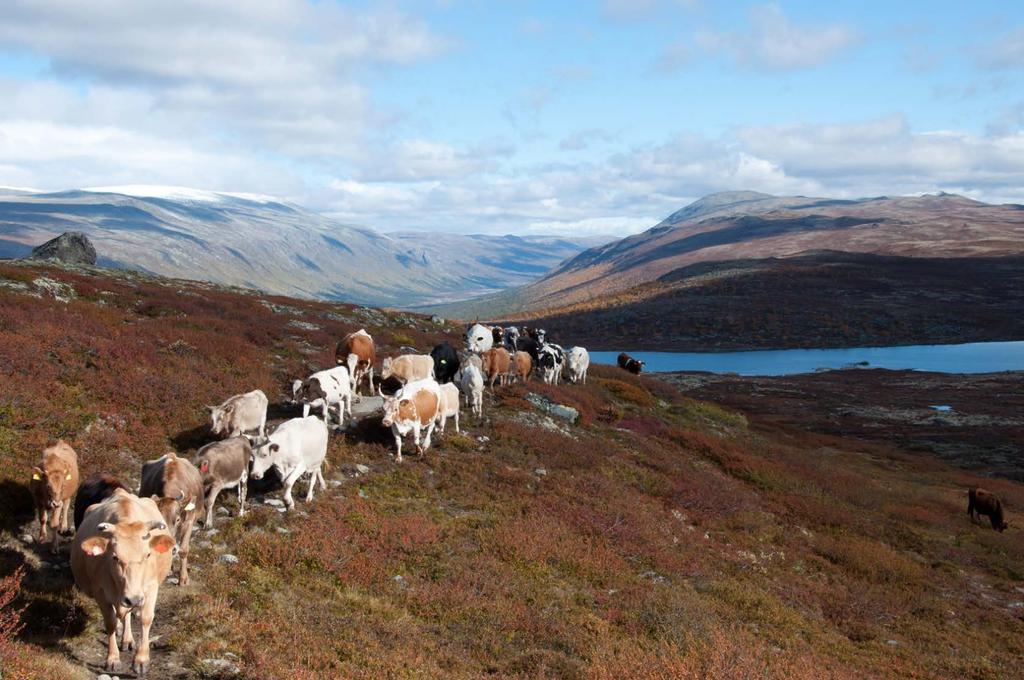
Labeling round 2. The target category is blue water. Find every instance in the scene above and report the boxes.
[590,341,1024,376]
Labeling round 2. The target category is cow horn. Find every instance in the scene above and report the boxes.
[147,520,167,532]
[175,490,186,502]
[377,384,385,398]
[97,522,116,535]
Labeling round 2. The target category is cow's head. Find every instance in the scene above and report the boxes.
[465,324,493,354]
[380,357,394,380]
[152,490,196,534]
[299,378,327,404]
[79,519,174,610]
[249,438,280,480]
[208,402,232,435]
[31,463,72,508]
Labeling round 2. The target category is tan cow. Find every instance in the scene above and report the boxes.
[380,378,441,462]
[71,489,175,675]
[139,452,205,586]
[380,354,434,385]
[30,440,79,553]
[481,347,511,389]
[195,437,251,528]
[435,382,461,435]
[511,350,532,384]
[336,329,376,397]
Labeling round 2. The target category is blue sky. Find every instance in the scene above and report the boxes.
[0,1,1022,235]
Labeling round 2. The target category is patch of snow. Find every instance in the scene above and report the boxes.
[83,184,279,204]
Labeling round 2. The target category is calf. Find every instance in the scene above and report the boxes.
[139,452,204,586]
[209,389,268,438]
[968,487,1009,532]
[566,346,590,384]
[71,489,175,675]
[31,440,79,553]
[481,347,512,388]
[381,354,435,384]
[459,364,484,419]
[430,342,461,384]
[435,382,461,435]
[250,416,329,510]
[380,378,441,462]
[465,323,494,354]
[195,436,251,527]
[537,343,566,385]
[336,329,376,397]
[617,352,645,375]
[511,350,532,383]
[74,474,128,530]
[298,365,352,429]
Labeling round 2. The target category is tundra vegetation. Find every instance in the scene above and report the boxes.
[0,260,1021,679]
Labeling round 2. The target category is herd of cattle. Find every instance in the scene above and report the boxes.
[24,323,1009,675]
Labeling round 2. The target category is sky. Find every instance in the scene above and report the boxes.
[0,0,1022,236]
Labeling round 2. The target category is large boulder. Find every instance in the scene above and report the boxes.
[28,231,97,266]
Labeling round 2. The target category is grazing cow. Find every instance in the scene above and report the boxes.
[435,383,461,435]
[381,354,435,385]
[71,489,175,675]
[209,389,268,439]
[139,452,204,587]
[298,365,352,429]
[514,336,542,364]
[511,351,533,384]
[336,329,376,397]
[465,323,494,354]
[195,436,251,528]
[250,416,329,510]
[968,488,1009,532]
[617,352,645,375]
[503,326,520,352]
[481,347,512,388]
[380,378,441,462]
[566,346,590,384]
[31,440,79,553]
[459,364,484,419]
[290,379,303,403]
[430,342,461,384]
[537,343,566,385]
[75,474,128,530]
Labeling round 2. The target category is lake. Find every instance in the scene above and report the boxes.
[589,340,1024,376]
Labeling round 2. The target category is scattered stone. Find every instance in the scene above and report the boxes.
[98,674,112,680]
[264,498,285,507]
[288,319,321,331]
[329,480,343,488]
[205,528,219,536]
[640,570,667,584]
[217,506,231,516]
[393,574,408,589]
[477,436,490,444]
[355,464,370,475]
[534,468,547,477]
[887,640,899,647]
[19,534,33,544]
[276,507,287,513]
[430,315,445,324]
[32,277,77,302]
[199,658,240,676]
[276,527,290,535]
[29,231,97,265]
[358,488,367,499]
[167,577,179,586]
[525,393,579,424]
[219,554,239,565]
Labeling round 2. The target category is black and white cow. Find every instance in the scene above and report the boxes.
[537,343,565,385]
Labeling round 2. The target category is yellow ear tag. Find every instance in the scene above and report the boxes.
[32,473,41,481]
[66,473,73,480]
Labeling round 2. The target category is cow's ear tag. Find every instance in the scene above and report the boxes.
[32,472,41,481]
[66,473,73,480]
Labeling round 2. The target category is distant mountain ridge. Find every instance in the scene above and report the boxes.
[0,186,601,307]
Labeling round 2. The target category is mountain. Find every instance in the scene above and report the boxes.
[0,185,599,308]
[436,191,1024,318]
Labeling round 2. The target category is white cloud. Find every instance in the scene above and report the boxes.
[975,27,1024,69]
[697,4,859,71]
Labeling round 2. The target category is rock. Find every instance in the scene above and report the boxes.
[205,527,219,536]
[32,277,77,302]
[887,639,899,646]
[287,319,321,331]
[29,231,97,265]
[358,488,367,499]
[220,554,239,564]
[393,574,408,589]
[199,658,240,676]
[276,507,287,513]
[355,464,370,475]
[640,570,667,584]
[534,468,547,477]
[19,534,33,544]
[275,527,290,534]
[166,577,179,586]
[216,506,230,516]
[98,674,112,680]
[525,393,579,424]
[264,498,285,507]
[329,480,343,488]
[430,315,445,324]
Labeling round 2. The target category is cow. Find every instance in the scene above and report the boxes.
[566,346,590,384]
[526,327,547,344]
[74,474,128,530]
[380,378,441,463]
[71,489,175,675]
[298,365,352,429]
[481,347,512,389]
[459,364,484,419]
[503,326,520,352]
[290,379,304,403]
[139,452,204,587]
[336,329,376,397]
[381,354,435,385]
[465,323,494,354]
[512,336,541,364]
[249,416,329,511]
[968,487,1009,532]
[209,389,268,439]
[194,436,251,528]
[511,350,532,384]
[491,326,504,347]
[30,440,79,553]
[461,352,483,372]
[537,343,566,385]
[435,383,461,435]
[430,342,461,385]
[617,352,645,375]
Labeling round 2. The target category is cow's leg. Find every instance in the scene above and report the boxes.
[391,425,403,463]
[421,421,436,454]
[238,474,248,516]
[121,609,134,651]
[178,515,195,586]
[205,483,223,527]
[281,467,304,509]
[132,584,159,676]
[61,498,72,533]
[454,409,460,434]
[102,603,120,671]
[317,466,327,491]
[302,403,311,418]
[412,424,423,455]
[305,467,319,502]
[38,506,48,543]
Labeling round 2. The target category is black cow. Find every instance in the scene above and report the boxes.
[969,488,1009,532]
[617,352,645,375]
[526,327,547,344]
[430,342,461,384]
[491,326,504,346]
[515,336,541,364]
[73,474,128,530]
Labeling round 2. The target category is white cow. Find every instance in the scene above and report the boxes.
[298,365,352,429]
[249,416,329,510]
[566,346,590,384]
[465,323,494,354]
[209,389,268,438]
[459,364,484,419]
[435,382,461,435]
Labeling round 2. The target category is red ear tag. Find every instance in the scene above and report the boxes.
[200,461,209,473]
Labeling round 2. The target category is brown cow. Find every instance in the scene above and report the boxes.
[481,347,511,389]
[71,489,175,675]
[968,487,1009,532]
[435,382,461,435]
[381,354,434,385]
[336,329,376,397]
[380,378,441,462]
[194,436,251,528]
[139,452,205,586]
[30,440,79,553]
[511,350,532,384]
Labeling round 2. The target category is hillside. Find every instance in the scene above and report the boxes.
[0,186,596,308]
[1,260,1022,679]
[438,191,1024,319]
